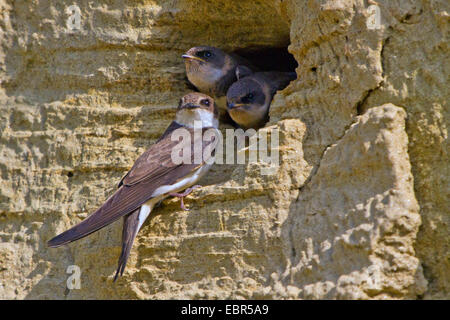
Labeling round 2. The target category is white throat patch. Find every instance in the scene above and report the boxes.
[175,108,218,128]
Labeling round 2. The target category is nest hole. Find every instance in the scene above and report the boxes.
[233,46,298,73]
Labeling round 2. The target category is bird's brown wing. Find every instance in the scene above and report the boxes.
[118,121,184,187]
[229,52,259,71]
[260,71,297,94]
[48,126,217,247]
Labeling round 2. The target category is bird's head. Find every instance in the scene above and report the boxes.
[182,46,226,71]
[226,77,268,129]
[176,92,219,128]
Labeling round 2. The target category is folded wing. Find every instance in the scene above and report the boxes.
[48,126,216,247]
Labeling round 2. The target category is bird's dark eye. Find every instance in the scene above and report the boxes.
[241,93,254,104]
[201,99,210,106]
[197,51,212,58]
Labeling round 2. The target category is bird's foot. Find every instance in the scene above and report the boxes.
[169,185,202,211]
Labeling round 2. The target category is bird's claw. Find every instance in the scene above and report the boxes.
[169,185,201,211]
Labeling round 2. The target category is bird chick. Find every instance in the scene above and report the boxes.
[227,66,296,130]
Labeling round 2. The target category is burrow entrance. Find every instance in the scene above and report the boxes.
[232,46,298,72]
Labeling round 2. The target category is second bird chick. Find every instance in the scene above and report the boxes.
[226,66,296,130]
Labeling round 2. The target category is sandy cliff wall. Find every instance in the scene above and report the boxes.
[0,0,448,299]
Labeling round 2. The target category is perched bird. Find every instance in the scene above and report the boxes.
[226,66,296,130]
[182,46,256,116]
[48,93,220,281]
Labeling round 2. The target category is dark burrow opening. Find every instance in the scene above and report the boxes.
[232,46,298,72]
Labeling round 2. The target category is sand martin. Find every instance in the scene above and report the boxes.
[182,46,256,116]
[48,93,220,281]
[226,66,296,129]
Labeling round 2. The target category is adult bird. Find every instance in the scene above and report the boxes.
[48,93,220,281]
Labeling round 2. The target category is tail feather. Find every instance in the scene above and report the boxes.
[113,208,141,282]
[47,186,143,248]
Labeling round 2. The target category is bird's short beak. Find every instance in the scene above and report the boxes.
[227,102,244,109]
[181,103,198,110]
[182,54,206,63]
